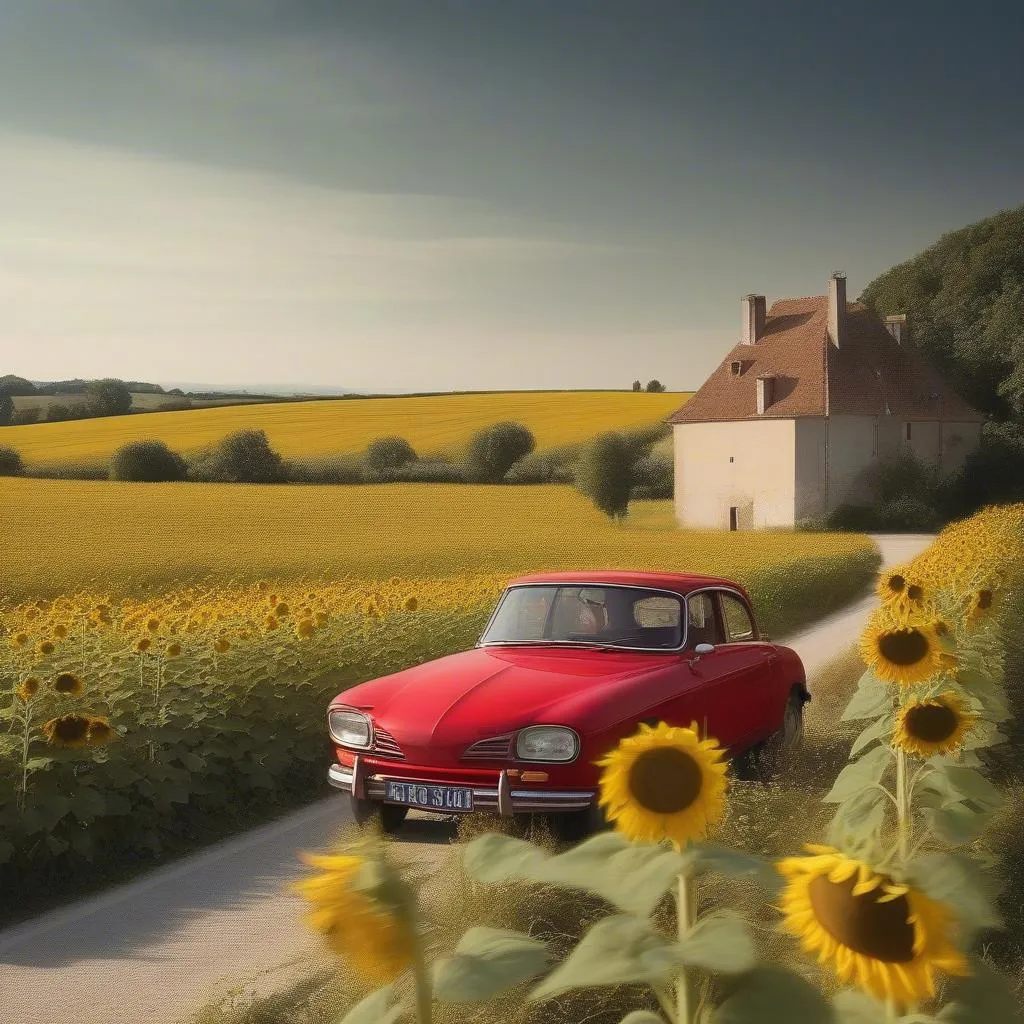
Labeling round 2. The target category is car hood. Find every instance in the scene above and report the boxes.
[333,645,681,750]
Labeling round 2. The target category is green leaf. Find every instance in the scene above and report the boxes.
[69,787,107,820]
[933,765,1003,810]
[336,984,404,1024]
[712,966,834,1024]
[528,914,682,1002]
[936,955,1024,1023]
[850,715,893,757]
[464,833,548,884]
[678,912,755,974]
[619,1014,666,1024]
[841,672,893,722]
[0,839,15,864]
[690,842,782,896]
[432,927,548,1001]
[832,989,886,1023]
[823,745,894,804]
[906,853,1001,935]
[24,756,55,771]
[45,834,68,855]
[922,803,992,847]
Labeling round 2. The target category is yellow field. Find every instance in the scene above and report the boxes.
[0,477,872,599]
[1,391,690,469]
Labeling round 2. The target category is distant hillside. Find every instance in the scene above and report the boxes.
[0,375,38,396]
[860,204,1024,421]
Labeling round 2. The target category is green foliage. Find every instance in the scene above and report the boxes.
[0,446,23,476]
[576,431,634,520]
[191,429,285,484]
[0,375,38,396]
[632,380,643,391]
[337,985,403,1024]
[11,406,40,425]
[644,380,666,392]
[464,421,537,482]
[432,927,549,1001]
[363,436,417,476]
[713,966,834,1024]
[0,389,12,426]
[631,454,673,500]
[110,440,187,482]
[86,378,133,417]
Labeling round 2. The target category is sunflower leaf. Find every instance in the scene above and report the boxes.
[432,927,548,1001]
[463,833,549,884]
[689,842,782,896]
[618,1014,666,1024]
[527,914,683,1001]
[336,984,404,1024]
[929,764,1004,810]
[922,802,992,847]
[822,744,894,804]
[841,672,894,722]
[677,911,755,974]
[832,988,888,1023]
[849,714,894,757]
[936,954,1024,1023]
[906,853,1002,936]
[712,966,833,1024]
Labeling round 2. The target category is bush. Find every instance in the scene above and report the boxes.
[379,459,468,484]
[25,463,108,481]
[283,455,364,485]
[938,422,1024,518]
[630,454,673,499]
[156,398,193,411]
[11,407,40,425]
[464,421,536,482]
[363,436,417,475]
[505,445,580,484]
[0,446,24,476]
[45,403,71,422]
[85,378,133,417]
[0,390,12,426]
[825,503,882,532]
[875,496,941,532]
[575,431,634,520]
[110,440,187,482]
[191,429,284,484]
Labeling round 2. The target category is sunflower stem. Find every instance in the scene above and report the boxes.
[653,983,677,1022]
[895,748,910,864]
[409,924,433,1024]
[676,871,694,1024]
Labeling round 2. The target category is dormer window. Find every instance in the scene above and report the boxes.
[756,375,776,414]
[730,360,743,377]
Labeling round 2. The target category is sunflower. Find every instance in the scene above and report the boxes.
[16,676,41,701]
[403,596,419,612]
[42,715,92,748]
[596,721,728,847]
[275,602,290,617]
[295,618,316,640]
[37,640,56,656]
[264,616,279,631]
[776,845,967,1005]
[165,643,182,659]
[52,672,85,697]
[135,638,151,653]
[965,588,995,627]
[213,636,231,653]
[876,567,910,602]
[10,631,29,649]
[314,612,329,627]
[290,851,415,983]
[893,692,976,758]
[85,716,115,747]
[53,624,69,639]
[146,617,161,633]
[859,609,950,687]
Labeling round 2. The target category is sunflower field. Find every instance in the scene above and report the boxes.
[286,503,1024,1024]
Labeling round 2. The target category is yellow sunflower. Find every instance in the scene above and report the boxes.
[213,636,231,653]
[53,624,69,639]
[52,672,86,697]
[859,609,950,687]
[37,640,56,656]
[16,676,41,701]
[893,692,976,758]
[290,852,414,983]
[776,845,968,1005]
[596,721,728,847]
[264,615,279,631]
[403,596,419,612]
[965,588,995,627]
[165,643,182,659]
[10,631,29,649]
[295,618,316,639]
[135,638,152,653]
[275,602,290,617]
[85,716,115,747]
[42,714,93,748]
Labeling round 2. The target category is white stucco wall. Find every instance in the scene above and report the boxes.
[794,419,826,521]
[673,420,796,529]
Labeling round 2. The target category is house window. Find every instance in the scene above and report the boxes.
[729,456,734,463]
[730,361,742,376]
[905,422,912,441]
[728,507,738,531]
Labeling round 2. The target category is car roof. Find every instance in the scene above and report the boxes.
[504,570,751,603]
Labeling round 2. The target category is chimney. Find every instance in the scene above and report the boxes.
[827,272,846,347]
[885,314,909,345]
[741,294,767,344]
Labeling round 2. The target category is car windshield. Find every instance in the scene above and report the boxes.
[479,584,684,650]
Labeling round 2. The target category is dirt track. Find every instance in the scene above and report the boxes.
[0,534,934,1024]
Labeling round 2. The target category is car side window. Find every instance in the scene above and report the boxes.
[686,593,723,648]
[719,593,755,642]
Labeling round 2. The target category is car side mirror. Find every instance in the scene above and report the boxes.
[691,643,715,663]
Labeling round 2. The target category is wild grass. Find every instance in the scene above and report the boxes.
[1,391,690,470]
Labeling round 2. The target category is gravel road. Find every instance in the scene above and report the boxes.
[0,534,934,1024]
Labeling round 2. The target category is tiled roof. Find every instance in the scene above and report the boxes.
[667,296,985,424]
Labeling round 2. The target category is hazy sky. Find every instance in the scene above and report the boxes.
[2,1,1024,393]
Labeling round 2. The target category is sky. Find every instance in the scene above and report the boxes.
[1,1,1024,393]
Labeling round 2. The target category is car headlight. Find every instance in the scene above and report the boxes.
[329,709,372,749]
[516,726,579,762]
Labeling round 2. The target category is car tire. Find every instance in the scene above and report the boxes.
[548,801,609,844]
[348,794,409,834]
[733,687,805,783]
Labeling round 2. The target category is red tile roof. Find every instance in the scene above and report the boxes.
[667,296,985,424]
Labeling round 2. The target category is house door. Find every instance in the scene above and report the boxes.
[729,506,738,531]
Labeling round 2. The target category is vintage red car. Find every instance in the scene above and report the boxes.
[326,570,808,837]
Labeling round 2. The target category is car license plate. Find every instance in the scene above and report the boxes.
[384,780,474,812]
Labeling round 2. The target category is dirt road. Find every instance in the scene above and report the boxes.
[0,534,934,1024]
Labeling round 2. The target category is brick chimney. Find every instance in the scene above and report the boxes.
[885,314,909,345]
[741,294,767,344]
[827,272,846,347]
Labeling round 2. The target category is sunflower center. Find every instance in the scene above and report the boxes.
[905,702,958,743]
[878,629,929,666]
[887,575,906,593]
[807,874,915,963]
[55,717,90,742]
[907,585,924,602]
[627,747,703,814]
[977,589,992,609]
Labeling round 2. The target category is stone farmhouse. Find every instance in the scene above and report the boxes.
[667,273,986,529]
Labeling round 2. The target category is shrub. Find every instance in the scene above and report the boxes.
[575,431,634,520]
[630,454,673,499]
[26,463,108,481]
[825,503,881,531]
[875,495,941,531]
[110,440,187,482]
[0,446,23,475]
[644,379,666,392]
[283,455,364,485]
[938,422,1024,518]
[505,444,580,484]
[0,390,12,426]
[191,429,284,484]
[11,407,40,425]
[45,403,71,422]
[156,398,193,411]
[363,436,417,476]
[464,421,536,482]
[384,459,468,483]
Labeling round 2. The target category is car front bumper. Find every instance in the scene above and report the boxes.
[327,758,596,816]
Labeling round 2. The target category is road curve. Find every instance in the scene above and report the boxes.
[0,534,934,1024]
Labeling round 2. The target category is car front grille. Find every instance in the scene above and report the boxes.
[371,726,406,760]
[462,734,515,760]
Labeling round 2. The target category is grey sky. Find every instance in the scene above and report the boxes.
[2,1,1023,392]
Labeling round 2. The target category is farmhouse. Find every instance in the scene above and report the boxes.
[667,273,986,529]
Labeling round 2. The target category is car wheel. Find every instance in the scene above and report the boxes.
[733,688,805,783]
[547,802,608,844]
[348,794,409,834]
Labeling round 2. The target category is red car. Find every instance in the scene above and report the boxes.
[326,570,808,837]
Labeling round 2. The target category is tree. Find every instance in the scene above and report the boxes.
[11,407,40,425]
[364,436,417,475]
[464,421,536,482]
[86,378,133,417]
[0,390,12,426]
[575,432,634,520]
[204,429,284,483]
[110,440,187,482]
[644,380,666,393]
[0,446,23,475]
[631,380,642,392]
